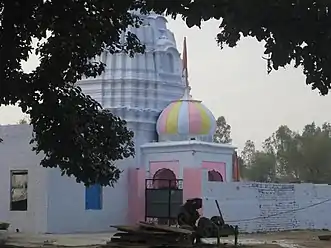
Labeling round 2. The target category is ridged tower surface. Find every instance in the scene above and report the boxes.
[78,13,185,147]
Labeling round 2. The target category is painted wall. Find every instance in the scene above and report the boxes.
[128,168,145,224]
[46,160,130,233]
[0,125,48,233]
[0,125,138,234]
[141,141,235,181]
[201,171,331,232]
[2,125,331,234]
[183,168,202,201]
[202,161,226,181]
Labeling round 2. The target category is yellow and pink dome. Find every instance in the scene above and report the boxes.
[156,89,216,141]
[156,37,216,141]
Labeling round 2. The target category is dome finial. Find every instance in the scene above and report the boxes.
[182,37,192,100]
[182,37,189,86]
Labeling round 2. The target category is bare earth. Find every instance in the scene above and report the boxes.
[2,230,331,248]
[232,230,331,248]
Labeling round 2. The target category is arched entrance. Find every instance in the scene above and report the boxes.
[208,170,224,182]
[153,168,177,189]
[145,168,183,225]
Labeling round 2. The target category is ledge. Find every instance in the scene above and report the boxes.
[141,140,236,154]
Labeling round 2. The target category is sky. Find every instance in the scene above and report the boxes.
[1,17,331,151]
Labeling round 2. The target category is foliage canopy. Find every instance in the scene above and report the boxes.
[0,0,143,186]
[241,123,331,183]
[213,116,232,144]
[165,0,331,95]
[1,0,331,186]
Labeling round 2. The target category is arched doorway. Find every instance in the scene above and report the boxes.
[208,170,224,182]
[153,168,177,189]
[145,168,183,225]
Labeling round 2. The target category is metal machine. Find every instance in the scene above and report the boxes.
[177,198,238,245]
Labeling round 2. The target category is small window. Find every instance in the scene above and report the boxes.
[10,170,28,211]
[85,184,103,210]
[208,170,224,182]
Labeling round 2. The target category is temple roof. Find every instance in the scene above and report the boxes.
[156,37,216,142]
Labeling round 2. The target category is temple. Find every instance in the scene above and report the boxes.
[0,12,238,234]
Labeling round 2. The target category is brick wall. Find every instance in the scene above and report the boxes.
[202,174,331,233]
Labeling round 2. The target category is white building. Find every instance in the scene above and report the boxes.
[0,12,237,234]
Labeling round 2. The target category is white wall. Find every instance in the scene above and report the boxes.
[0,124,131,234]
[0,125,48,233]
[46,159,131,233]
[202,171,331,232]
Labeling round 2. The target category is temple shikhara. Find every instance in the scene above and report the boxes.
[0,12,239,234]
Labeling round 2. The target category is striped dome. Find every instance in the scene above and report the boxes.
[156,89,216,141]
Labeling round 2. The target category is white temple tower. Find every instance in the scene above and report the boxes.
[78,13,185,158]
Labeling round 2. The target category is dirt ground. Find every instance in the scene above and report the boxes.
[234,230,331,248]
[1,230,330,248]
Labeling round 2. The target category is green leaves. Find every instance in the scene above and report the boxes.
[1,0,144,186]
[166,0,331,95]
[220,1,331,95]
[28,85,134,186]
[2,0,331,186]
[213,116,232,144]
[245,151,276,183]
[241,123,331,183]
